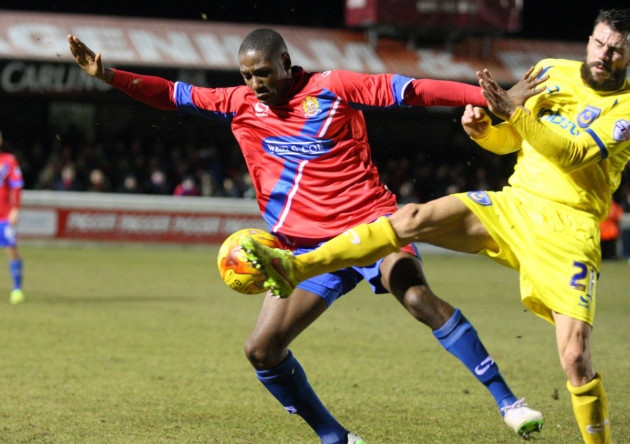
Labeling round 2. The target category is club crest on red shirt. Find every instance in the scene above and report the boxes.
[302,96,320,118]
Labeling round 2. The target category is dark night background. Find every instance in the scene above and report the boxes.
[2,0,627,42]
[0,0,628,210]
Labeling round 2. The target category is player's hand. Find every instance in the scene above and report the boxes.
[461,104,492,139]
[67,35,113,82]
[477,69,516,121]
[505,66,548,108]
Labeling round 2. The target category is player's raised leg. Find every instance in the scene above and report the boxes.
[241,216,400,297]
[242,197,489,298]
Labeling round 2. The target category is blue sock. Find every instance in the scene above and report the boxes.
[433,308,517,412]
[256,351,348,444]
[9,259,22,290]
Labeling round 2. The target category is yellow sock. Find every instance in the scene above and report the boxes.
[567,373,610,444]
[293,216,401,281]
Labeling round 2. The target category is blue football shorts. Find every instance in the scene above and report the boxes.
[0,220,17,247]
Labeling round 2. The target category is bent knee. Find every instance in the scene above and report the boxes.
[244,336,285,370]
[390,204,424,238]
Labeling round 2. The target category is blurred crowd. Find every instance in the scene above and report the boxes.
[8,132,255,199]
[5,128,630,211]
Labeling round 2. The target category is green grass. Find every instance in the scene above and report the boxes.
[0,243,628,443]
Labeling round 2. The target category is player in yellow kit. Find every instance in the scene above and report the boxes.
[242,8,630,443]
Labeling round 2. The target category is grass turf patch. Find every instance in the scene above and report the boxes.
[0,243,627,443]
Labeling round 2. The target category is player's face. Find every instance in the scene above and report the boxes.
[582,22,629,91]
[239,49,292,106]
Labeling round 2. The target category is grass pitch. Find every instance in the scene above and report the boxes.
[0,242,628,443]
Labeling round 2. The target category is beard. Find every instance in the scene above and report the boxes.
[580,61,626,91]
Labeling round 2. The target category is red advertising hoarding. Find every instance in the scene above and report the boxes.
[20,191,266,244]
[54,208,264,244]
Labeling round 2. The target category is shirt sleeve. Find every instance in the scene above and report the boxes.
[470,122,522,155]
[509,106,607,172]
[324,70,486,109]
[109,69,177,111]
[404,79,487,108]
[8,156,23,189]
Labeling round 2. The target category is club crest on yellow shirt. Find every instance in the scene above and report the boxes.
[577,105,601,128]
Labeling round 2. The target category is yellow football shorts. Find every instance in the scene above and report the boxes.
[455,187,601,326]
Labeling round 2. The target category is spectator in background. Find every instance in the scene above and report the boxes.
[23,142,47,189]
[52,163,82,191]
[144,169,170,195]
[173,175,200,197]
[87,168,112,193]
[600,199,624,260]
[117,174,139,194]
[0,132,25,304]
[34,160,57,190]
[619,172,630,212]
[220,176,240,198]
[196,170,216,197]
[241,172,256,199]
[397,179,419,205]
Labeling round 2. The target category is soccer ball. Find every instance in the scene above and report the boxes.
[217,228,281,294]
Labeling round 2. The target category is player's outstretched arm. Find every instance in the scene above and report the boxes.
[461,103,523,155]
[67,35,114,83]
[68,34,176,111]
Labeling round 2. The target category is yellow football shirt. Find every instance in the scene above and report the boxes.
[474,58,630,221]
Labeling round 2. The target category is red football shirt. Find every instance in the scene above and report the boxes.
[110,67,484,247]
[0,152,23,220]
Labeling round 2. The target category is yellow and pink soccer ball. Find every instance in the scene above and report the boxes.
[217,228,281,294]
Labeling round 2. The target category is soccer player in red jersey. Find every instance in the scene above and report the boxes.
[69,29,544,442]
[0,132,25,304]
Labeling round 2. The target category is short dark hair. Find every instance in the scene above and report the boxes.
[238,28,288,58]
[595,8,630,36]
